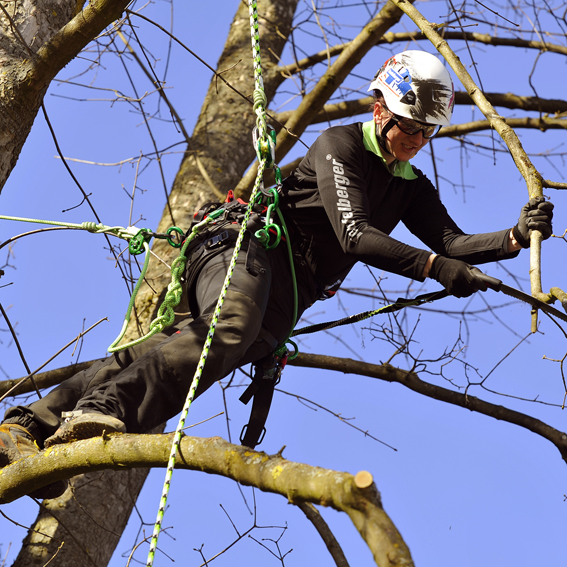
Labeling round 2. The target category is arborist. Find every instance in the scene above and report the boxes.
[0,50,553,500]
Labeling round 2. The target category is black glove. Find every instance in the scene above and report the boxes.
[429,257,488,298]
[512,197,554,248]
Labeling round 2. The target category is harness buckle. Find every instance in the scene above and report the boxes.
[206,230,229,249]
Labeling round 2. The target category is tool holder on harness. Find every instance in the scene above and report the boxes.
[239,348,288,447]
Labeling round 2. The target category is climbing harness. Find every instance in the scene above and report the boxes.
[144,3,292,565]
[0,3,471,564]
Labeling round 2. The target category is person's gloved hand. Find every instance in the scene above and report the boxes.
[429,257,488,298]
[513,197,554,248]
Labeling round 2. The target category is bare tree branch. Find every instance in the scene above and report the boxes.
[289,352,567,464]
[272,93,567,126]
[0,435,414,567]
[297,502,351,567]
[277,31,567,76]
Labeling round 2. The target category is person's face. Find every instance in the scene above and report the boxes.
[373,101,429,163]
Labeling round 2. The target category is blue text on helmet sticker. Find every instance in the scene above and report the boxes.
[379,65,412,99]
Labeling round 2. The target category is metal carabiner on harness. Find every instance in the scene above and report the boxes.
[254,186,282,250]
[252,124,277,168]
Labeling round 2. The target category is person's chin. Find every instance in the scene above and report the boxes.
[394,146,418,161]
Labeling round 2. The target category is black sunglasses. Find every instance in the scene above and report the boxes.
[389,113,441,139]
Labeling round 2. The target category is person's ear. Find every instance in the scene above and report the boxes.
[372,101,383,124]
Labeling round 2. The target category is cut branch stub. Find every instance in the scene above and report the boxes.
[0,434,414,567]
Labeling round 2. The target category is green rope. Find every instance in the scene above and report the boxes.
[145,160,268,566]
[107,213,222,353]
[0,212,196,354]
[145,2,274,565]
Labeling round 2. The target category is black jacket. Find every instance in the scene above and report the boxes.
[281,122,517,292]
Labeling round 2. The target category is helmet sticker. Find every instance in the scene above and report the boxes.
[377,60,413,100]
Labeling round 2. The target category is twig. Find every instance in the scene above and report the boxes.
[0,318,107,402]
[297,502,350,567]
[0,301,40,397]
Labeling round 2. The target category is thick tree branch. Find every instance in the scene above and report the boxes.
[277,31,567,76]
[0,435,414,567]
[0,360,96,398]
[32,0,131,85]
[289,353,567,464]
[272,93,567,126]
[0,0,132,191]
[8,349,567,471]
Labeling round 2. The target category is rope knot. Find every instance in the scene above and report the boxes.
[81,221,104,232]
[252,88,267,113]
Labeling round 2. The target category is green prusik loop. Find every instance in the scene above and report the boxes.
[108,216,217,354]
[253,87,267,114]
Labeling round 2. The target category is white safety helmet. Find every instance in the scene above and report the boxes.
[368,50,454,126]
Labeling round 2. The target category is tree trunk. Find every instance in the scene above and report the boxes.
[11,468,150,567]
[0,0,130,191]
[12,1,299,565]
[126,0,299,330]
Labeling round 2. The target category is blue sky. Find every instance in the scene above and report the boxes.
[1,1,566,566]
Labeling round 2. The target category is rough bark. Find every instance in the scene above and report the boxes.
[122,0,299,333]
[12,2,301,566]
[10,467,150,567]
[0,0,131,191]
[1,435,415,567]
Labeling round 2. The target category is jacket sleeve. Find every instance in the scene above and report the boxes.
[401,175,520,265]
[308,129,433,281]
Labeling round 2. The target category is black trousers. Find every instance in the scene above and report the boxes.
[5,237,315,445]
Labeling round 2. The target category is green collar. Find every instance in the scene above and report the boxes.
[362,120,418,180]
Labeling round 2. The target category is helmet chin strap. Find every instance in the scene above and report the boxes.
[376,118,396,157]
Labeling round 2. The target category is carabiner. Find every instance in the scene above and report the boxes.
[252,124,276,166]
[167,226,184,248]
